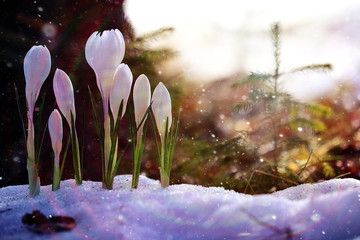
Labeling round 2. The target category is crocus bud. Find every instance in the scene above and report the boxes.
[53,69,76,127]
[24,45,51,115]
[133,74,151,128]
[110,64,133,122]
[151,82,172,138]
[48,109,63,155]
[85,29,125,109]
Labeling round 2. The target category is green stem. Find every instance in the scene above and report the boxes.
[26,112,40,196]
[104,113,111,183]
[160,139,165,170]
[131,136,143,189]
[72,130,82,185]
[160,167,169,188]
[52,154,60,191]
[159,140,169,187]
[70,113,82,185]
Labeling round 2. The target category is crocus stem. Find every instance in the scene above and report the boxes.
[131,138,142,188]
[112,139,118,173]
[26,112,40,196]
[52,154,60,191]
[160,167,169,188]
[104,113,111,181]
[70,113,82,185]
[159,139,169,188]
[71,129,82,185]
[160,138,165,170]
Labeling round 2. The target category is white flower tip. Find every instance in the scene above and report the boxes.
[110,63,133,121]
[152,82,172,136]
[49,109,63,154]
[53,68,76,126]
[133,74,151,127]
[24,45,51,106]
[85,29,126,100]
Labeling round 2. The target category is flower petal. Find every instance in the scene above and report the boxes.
[24,45,51,112]
[85,31,98,69]
[53,69,76,127]
[151,82,172,138]
[48,109,63,154]
[85,29,126,102]
[133,74,151,128]
[110,64,133,122]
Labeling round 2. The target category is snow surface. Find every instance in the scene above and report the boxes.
[1,175,360,240]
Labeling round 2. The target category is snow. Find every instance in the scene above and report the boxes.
[1,175,360,240]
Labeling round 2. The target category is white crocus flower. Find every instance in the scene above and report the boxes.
[24,45,51,119]
[151,82,172,139]
[53,68,82,185]
[133,74,151,133]
[49,109,63,156]
[53,69,76,128]
[48,109,63,190]
[23,45,51,196]
[131,74,151,189]
[85,29,125,115]
[110,64,133,122]
[85,29,126,187]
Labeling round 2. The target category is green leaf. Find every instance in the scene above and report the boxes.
[129,106,137,161]
[107,100,124,182]
[132,27,174,45]
[305,103,333,118]
[70,112,82,185]
[13,83,26,149]
[88,86,104,160]
[297,149,313,177]
[113,104,152,182]
[149,111,161,157]
[168,107,182,174]
[35,93,46,161]
[59,134,71,182]
[232,101,254,113]
[232,73,272,88]
[322,162,335,177]
[36,121,48,166]
[290,64,333,73]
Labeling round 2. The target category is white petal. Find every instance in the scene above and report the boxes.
[110,64,133,121]
[53,69,76,127]
[133,74,151,127]
[48,109,63,154]
[85,29,126,102]
[114,29,125,63]
[151,82,172,138]
[24,45,51,111]
[85,31,98,69]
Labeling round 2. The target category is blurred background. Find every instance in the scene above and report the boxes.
[2,0,360,193]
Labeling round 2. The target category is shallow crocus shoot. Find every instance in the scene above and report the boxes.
[131,74,151,188]
[53,69,82,185]
[151,82,181,187]
[48,110,62,191]
[85,29,127,189]
[23,45,51,196]
[105,64,133,188]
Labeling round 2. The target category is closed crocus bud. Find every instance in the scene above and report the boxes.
[53,69,76,127]
[152,82,172,138]
[48,109,63,155]
[24,45,51,115]
[133,74,151,128]
[85,29,125,110]
[110,64,133,122]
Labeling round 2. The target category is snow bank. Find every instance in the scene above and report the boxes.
[1,175,360,240]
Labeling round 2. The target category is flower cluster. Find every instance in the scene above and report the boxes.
[22,28,180,195]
